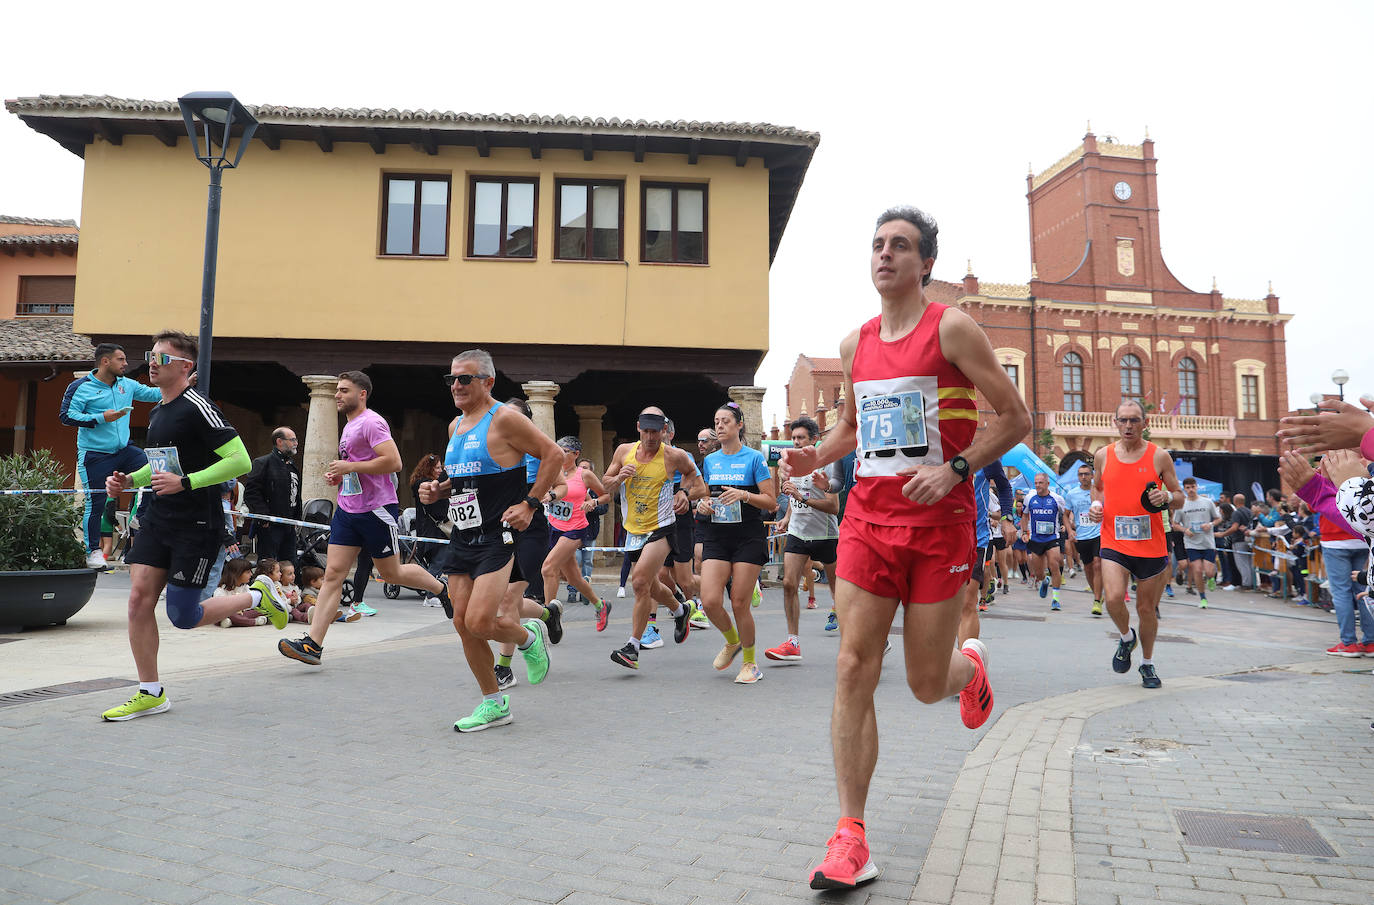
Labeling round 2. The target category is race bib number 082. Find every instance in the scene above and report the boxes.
[449,491,481,530]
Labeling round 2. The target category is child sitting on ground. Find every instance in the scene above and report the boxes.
[293,565,324,624]
[213,558,265,627]
[279,561,301,611]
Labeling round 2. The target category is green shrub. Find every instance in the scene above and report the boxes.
[0,450,86,571]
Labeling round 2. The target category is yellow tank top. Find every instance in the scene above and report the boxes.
[620,441,676,535]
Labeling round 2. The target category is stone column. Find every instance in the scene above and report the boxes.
[728,385,767,449]
[301,375,340,507]
[521,380,560,439]
[574,405,608,473]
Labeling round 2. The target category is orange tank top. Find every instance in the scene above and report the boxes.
[1101,441,1167,557]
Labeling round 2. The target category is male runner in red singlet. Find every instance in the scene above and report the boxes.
[780,206,1030,891]
[1089,399,1183,690]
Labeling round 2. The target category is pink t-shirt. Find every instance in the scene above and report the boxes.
[337,408,398,514]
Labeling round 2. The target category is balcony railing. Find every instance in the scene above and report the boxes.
[1045,410,1235,440]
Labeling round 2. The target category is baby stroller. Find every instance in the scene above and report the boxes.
[296,498,362,600]
[383,507,444,600]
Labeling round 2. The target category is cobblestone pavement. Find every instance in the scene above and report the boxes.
[2,573,1366,904]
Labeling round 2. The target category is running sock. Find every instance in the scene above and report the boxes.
[629,635,641,651]
[517,627,536,650]
[1121,628,1136,643]
[497,653,513,668]
[1052,588,1060,602]
[483,691,502,703]
[722,626,740,645]
[788,634,799,646]
[668,603,685,618]
[1141,657,1154,666]
[838,816,865,835]
[248,589,263,607]
[742,646,756,665]
[139,682,163,697]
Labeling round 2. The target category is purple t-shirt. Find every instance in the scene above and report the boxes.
[337,409,398,514]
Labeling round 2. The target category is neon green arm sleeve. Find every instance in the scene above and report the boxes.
[128,464,152,489]
[187,435,251,491]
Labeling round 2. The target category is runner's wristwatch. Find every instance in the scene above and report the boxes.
[949,455,971,482]
[523,495,541,512]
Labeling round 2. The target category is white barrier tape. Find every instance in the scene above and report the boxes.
[1,488,90,496]
[233,510,450,546]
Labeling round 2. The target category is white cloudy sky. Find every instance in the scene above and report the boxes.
[3,1,1370,423]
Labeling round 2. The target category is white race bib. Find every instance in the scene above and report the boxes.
[857,391,928,456]
[1188,519,1206,534]
[711,498,742,524]
[625,531,648,551]
[448,490,481,530]
[1115,514,1152,541]
[1078,511,1093,526]
[145,446,183,477]
[339,472,362,497]
[1033,518,1056,538]
[546,499,574,522]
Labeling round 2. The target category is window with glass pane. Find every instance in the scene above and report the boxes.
[381,175,450,256]
[641,183,707,264]
[1003,363,1019,389]
[469,177,537,258]
[1241,375,1260,418]
[1178,357,1199,416]
[17,275,75,315]
[556,180,623,260]
[1062,353,1084,412]
[1119,354,1143,398]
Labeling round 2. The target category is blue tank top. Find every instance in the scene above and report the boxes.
[973,469,991,547]
[444,402,527,539]
[702,446,771,532]
[1064,486,1100,541]
[524,453,539,485]
[1025,492,1062,542]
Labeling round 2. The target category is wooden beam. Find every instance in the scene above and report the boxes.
[365,129,386,155]
[582,135,594,161]
[735,140,750,167]
[257,125,280,150]
[529,134,541,159]
[634,136,646,163]
[687,138,701,165]
[93,120,123,146]
[421,129,438,156]
[313,127,333,153]
[150,122,178,148]
[476,134,490,157]
[40,245,55,257]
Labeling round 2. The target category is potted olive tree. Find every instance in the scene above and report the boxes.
[0,449,98,630]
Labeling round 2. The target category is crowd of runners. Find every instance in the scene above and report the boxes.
[71,203,1374,894]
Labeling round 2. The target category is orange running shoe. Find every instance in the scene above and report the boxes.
[809,822,879,889]
[959,638,993,729]
[764,639,802,661]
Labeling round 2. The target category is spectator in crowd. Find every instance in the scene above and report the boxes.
[1215,502,1238,589]
[213,558,264,627]
[295,565,325,624]
[59,342,163,569]
[243,427,302,567]
[408,453,448,572]
[279,561,301,612]
[1221,493,1256,589]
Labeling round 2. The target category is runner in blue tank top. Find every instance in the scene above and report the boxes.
[960,461,1014,644]
[1063,462,1104,614]
[1021,472,1071,609]
[418,350,565,733]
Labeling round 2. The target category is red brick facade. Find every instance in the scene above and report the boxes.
[785,131,1291,460]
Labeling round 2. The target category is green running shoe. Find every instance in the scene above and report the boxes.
[520,619,550,685]
[353,601,377,617]
[454,696,512,732]
[101,688,170,721]
[751,583,762,608]
[250,577,290,629]
[688,602,710,630]
[1207,577,1216,591]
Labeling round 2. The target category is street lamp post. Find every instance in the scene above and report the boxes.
[1331,369,1349,401]
[1309,392,1325,415]
[177,92,258,397]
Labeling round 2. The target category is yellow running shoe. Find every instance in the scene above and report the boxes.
[101,689,170,721]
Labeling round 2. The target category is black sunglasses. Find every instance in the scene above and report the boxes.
[443,373,491,387]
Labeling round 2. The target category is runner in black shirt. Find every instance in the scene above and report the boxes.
[99,330,290,722]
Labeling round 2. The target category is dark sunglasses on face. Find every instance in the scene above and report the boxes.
[443,373,491,387]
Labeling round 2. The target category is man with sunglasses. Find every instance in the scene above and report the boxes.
[59,341,163,569]
[278,370,451,667]
[1088,399,1184,690]
[99,330,292,721]
[418,350,565,731]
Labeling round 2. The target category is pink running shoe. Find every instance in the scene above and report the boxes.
[809,823,879,889]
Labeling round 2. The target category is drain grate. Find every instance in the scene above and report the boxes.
[1175,809,1337,856]
[0,677,137,709]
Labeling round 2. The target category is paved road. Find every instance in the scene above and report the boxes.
[2,573,1367,904]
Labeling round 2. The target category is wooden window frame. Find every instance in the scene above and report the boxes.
[1062,352,1084,412]
[1241,374,1260,419]
[1178,357,1199,416]
[554,178,625,262]
[16,275,76,316]
[640,181,708,265]
[379,173,452,257]
[1119,353,1144,398]
[467,176,539,260]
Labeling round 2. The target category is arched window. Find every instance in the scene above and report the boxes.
[1178,357,1198,416]
[1062,352,1084,412]
[1119,353,1143,398]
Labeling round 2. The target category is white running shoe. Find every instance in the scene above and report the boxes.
[616,587,626,598]
[86,550,108,569]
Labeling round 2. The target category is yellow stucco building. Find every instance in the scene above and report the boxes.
[8,94,818,509]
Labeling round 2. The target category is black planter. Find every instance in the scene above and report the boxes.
[0,568,99,630]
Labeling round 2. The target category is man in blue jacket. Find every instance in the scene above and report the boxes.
[59,342,162,568]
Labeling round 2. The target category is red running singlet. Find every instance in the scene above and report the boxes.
[845,302,978,528]
[1100,441,1167,558]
